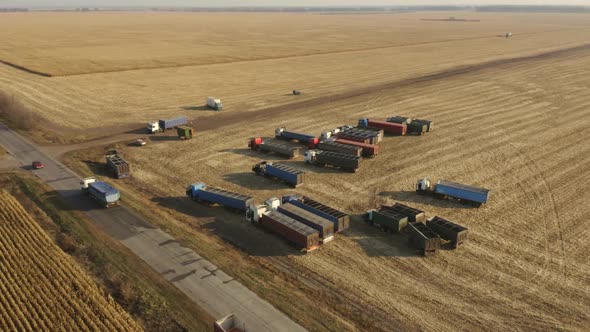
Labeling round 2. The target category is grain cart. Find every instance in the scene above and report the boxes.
[275,127,319,148]
[207,97,223,110]
[260,211,320,252]
[186,182,253,212]
[426,216,468,249]
[80,177,120,208]
[282,195,350,232]
[106,150,130,179]
[177,126,194,140]
[147,116,189,133]
[363,208,409,233]
[278,203,334,243]
[358,118,407,135]
[380,203,426,223]
[304,150,361,172]
[416,178,490,207]
[252,161,305,187]
[248,137,301,159]
[407,222,441,256]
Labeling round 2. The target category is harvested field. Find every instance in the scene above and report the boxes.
[0,190,143,332]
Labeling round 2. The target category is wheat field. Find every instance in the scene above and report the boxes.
[0,190,143,332]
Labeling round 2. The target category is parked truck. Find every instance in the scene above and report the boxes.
[282,195,350,232]
[278,203,334,243]
[304,150,361,172]
[248,137,301,159]
[334,131,372,144]
[416,178,490,207]
[106,150,130,179]
[386,117,429,135]
[426,216,468,249]
[358,118,407,135]
[207,97,223,111]
[317,141,362,157]
[213,314,245,332]
[80,177,120,208]
[363,208,409,233]
[252,161,305,187]
[341,127,383,144]
[380,203,426,223]
[147,117,189,133]
[412,118,433,131]
[407,222,441,256]
[333,138,378,158]
[275,127,319,148]
[260,211,320,252]
[177,126,194,139]
[186,182,254,211]
[246,197,281,223]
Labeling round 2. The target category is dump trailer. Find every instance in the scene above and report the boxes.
[412,118,433,131]
[106,150,130,179]
[407,222,441,256]
[252,161,305,187]
[358,118,407,135]
[207,97,223,110]
[186,182,254,211]
[335,131,372,144]
[278,203,334,242]
[177,126,194,139]
[342,127,383,144]
[363,209,408,233]
[317,141,362,157]
[81,177,120,208]
[334,138,379,158]
[213,314,244,332]
[380,203,426,223]
[417,178,490,207]
[282,195,350,232]
[275,127,319,148]
[406,122,428,135]
[260,211,320,252]
[386,116,412,125]
[304,150,361,172]
[147,116,189,133]
[426,216,468,248]
[248,137,301,159]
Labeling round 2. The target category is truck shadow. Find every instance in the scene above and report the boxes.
[43,189,104,212]
[125,127,149,135]
[151,196,304,257]
[148,135,179,142]
[379,191,477,209]
[221,148,292,161]
[223,172,295,191]
[346,216,418,257]
[181,105,210,111]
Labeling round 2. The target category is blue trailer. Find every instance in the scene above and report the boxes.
[417,178,490,207]
[275,127,319,147]
[87,181,120,208]
[186,182,254,211]
[282,195,350,232]
[252,162,305,187]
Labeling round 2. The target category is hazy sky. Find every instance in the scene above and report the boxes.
[1,0,589,7]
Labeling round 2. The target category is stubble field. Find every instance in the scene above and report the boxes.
[1,11,590,332]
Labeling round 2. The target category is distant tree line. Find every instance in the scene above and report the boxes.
[476,6,590,13]
[0,8,28,12]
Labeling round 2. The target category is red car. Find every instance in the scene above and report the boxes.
[31,161,44,169]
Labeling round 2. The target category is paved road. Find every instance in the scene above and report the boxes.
[0,122,306,332]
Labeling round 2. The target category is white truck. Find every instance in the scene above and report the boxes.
[245,197,281,223]
[207,97,223,111]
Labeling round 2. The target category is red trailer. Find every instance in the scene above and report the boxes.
[358,118,407,135]
[334,138,379,158]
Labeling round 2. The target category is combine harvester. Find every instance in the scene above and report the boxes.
[252,161,305,187]
[248,137,301,159]
[80,177,120,208]
[416,178,490,207]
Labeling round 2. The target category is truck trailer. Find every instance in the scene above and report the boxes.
[416,178,490,207]
[282,195,350,232]
[333,138,379,158]
[81,177,120,208]
[106,150,130,179]
[278,203,334,243]
[380,203,426,223]
[334,131,372,144]
[304,150,361,172]
[363,209,409,233]
[275,127,319,148]
[341,127,383,144]
[207,97,223,111]
[358,118,407,135]
[147,117,189,133]
[426,216,468,248]
[260,211,320,252]
[407,222,441,256]
[177,126,194,139]
[252,161,305,187]
[186,182,254,211]
[248,137,301,159]
[317,141,362,157]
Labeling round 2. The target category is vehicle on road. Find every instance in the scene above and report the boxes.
[31,160,44,169]
[132,138,146,146]
[207,97,224,111]
[80,177,121,208]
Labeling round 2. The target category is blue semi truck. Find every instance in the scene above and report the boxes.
[252,161,305,187]
[275,127,319,148]
[416,178,490,207]
[80,177,120,208]
[186,182,254,211]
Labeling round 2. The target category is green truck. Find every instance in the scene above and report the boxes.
[177,126,194,140]
[362,208,409,233]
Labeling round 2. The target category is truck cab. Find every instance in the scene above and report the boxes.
[416,178,432,192]
[246,197,280,223]
[275,126,285,138]
[207,97,223,111]
[186,182,206,199]
[304,150,316,163]
[80,177,97,191]
[147,121,160,134]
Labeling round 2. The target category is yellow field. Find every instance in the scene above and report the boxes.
[0,190,143,332]
[2,11,590,331]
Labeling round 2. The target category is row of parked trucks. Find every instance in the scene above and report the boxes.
[185,182,349,252]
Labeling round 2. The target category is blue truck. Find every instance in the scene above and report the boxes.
[252,161,305,187]
[186,182,254,211]
[147,116,189,133]
[275,127,319,147]
[416,178,490,207]
[282,195,350,232]
[80,177,120,208]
